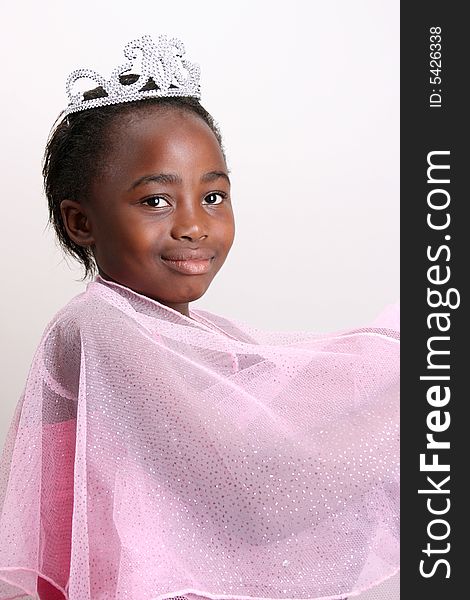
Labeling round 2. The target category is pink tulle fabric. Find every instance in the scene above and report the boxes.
[0,276,399,600]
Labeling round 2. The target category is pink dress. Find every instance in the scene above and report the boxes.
[0,277,399,600]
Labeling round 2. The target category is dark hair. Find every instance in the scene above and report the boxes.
[42,74,226,280]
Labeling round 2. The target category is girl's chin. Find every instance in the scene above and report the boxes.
[97,269,213,306]
[147,284,211,305]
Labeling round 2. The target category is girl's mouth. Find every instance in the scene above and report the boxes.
[161,256,214,275]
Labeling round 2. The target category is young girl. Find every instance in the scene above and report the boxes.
[0,35,399,600]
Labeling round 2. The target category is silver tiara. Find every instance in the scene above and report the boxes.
[64,34,201,115]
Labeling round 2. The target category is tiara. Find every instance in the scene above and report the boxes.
[64,34,201,115]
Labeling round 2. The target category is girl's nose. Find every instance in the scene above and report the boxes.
[171,202,208,242]
[177,231,208,243]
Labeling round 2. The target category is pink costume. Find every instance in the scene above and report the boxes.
[0,276,399,599]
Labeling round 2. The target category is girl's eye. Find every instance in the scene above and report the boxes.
[203,192,225,205]
[142,196,170,208]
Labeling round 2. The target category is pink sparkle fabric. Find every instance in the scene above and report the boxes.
[0,276,399,600]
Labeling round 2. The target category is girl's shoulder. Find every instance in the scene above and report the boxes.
[33,279,134,398]
[42,277,132,337]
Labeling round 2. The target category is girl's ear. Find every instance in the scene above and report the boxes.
[60,199,95,247]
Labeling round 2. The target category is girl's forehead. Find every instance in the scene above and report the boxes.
[110,107,219,152]
[98,108,226,184]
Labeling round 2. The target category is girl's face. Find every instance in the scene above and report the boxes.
[61,107,235,317]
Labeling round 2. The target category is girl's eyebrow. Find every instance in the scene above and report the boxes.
[128,170,231,191]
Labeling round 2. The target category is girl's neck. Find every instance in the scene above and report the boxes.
[97,268,192,319]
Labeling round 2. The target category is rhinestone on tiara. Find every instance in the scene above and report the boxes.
[64,34,201,115]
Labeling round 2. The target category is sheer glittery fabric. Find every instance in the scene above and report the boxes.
[0,276,399,600]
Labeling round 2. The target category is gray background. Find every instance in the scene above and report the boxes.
[0,0,399,448]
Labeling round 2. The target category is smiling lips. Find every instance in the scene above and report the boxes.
[161,249,215,275]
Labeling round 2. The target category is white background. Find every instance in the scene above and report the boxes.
[0,0,399,447]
